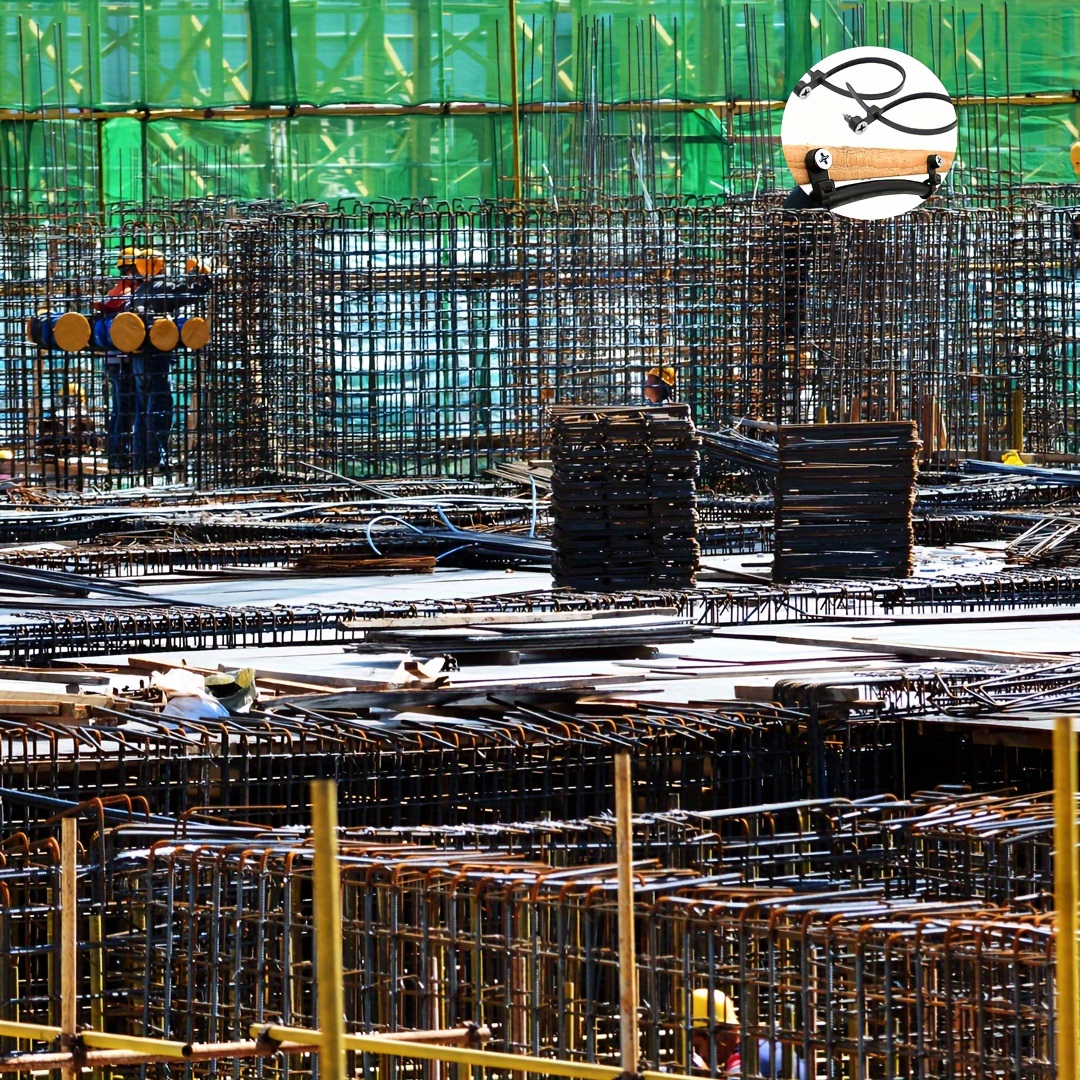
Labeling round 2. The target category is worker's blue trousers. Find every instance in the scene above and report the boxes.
[106,358,134,469]
[132,354,173,470]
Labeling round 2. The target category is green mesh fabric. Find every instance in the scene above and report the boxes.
[0,0,1072,203]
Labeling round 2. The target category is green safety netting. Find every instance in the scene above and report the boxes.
[0,0,1073,203]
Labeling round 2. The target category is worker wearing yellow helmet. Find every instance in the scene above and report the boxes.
[644,365,676,405]
[96,244,212,473]
[689,988,806,1079]
[689,989,741,1075]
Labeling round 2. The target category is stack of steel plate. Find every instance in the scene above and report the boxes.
[774,421,921,582]
[549,405,700,590]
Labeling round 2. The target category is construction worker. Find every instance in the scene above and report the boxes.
[689,989,805,1079]
[98,254,140,469]
[97,246,212,473]
[689,989,741,1075]
[644,365,676,405]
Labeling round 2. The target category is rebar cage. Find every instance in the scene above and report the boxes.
[6,192,1080,490]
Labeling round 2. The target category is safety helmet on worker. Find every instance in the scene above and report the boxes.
[690,988,739,1028]
[647,365,676,388]
[117,246,165,278]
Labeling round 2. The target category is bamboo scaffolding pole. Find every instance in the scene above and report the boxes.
[0,91,1072,123]
[615,753,639,1074]
[0,1028,488,1072]
[251,1025,701,1080]
[0,1041,316,1072]
[0,1022,191,1058]
[0,1025,698,1080]
[1054,715,1079,1080]
[59,818,76,1080]
[311,779,345,1080]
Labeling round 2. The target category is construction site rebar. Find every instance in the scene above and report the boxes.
[0,791,1068,1080]
[5,195,1080,490]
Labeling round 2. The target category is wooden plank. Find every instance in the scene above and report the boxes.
[340,608,677,630]
[273,674,647,710]
[0,668,111,686]
[770,633,1063,665]
[783,145,955,185]
[0,689,114,706]
[219,665,368,689]
[126,657,372,693]
[125,657,215,675]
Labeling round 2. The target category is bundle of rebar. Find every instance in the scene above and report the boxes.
[773,422,921,582]
[549,405,700,590]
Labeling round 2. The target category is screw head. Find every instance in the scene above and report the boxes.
[854,120,868,135]
[798,84,812,99]
[931,154,943,168]
[813,149,832,170]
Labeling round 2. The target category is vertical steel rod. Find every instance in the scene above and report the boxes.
[506,0,522,201]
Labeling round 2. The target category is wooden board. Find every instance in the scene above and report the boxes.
[784,145,955,184]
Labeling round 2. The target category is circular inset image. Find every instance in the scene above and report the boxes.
[780,46,957,220]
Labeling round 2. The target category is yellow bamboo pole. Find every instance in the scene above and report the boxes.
[0,1021,64,1042]
[59,818,77,1080]
[80,1033,191,1057]
[0,91,1073,123]
[251,1025,700,1080]
[88,914,104,1080]
[1055,714,1079,1080]
[0,1022,190,1059]
[311,780,345,1080]
[0,1040,317,1072]
[614,754,638,1074]
[1010,386,1025,455]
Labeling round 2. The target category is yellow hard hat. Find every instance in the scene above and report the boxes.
[117,246,165,278]
[647,365,676,387]
[691,988,738,1028]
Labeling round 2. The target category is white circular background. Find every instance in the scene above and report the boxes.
[780,45,957,220]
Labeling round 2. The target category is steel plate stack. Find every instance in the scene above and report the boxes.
[549,405,700,590]
[774,421,921,582]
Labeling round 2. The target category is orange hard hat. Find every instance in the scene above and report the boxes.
[117,246,165,278]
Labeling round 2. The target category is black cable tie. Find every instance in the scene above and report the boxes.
[792,56,907,102]
[844,89,957,136]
